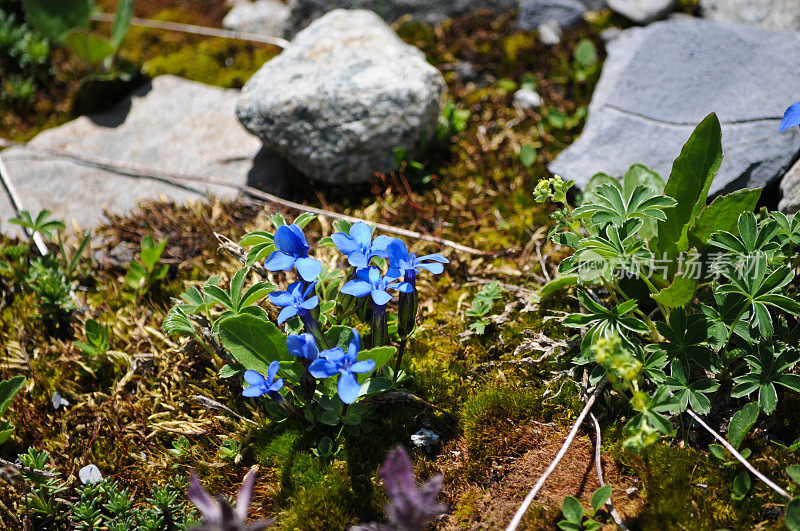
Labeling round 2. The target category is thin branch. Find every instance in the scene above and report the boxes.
[0,140,491,256]
[90,13,289,48]
[506,380,607,531]
[686,409,791,501]
[0,457,57,479]
[0,153,47,255]
[590,412,629,530]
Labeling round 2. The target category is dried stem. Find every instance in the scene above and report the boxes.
[0,140,491,256]
[686,409,791,501]
[589,412,629,530]
[506,380,607,531]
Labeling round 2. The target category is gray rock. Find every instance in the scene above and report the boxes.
[538,19,563,44]
[513,88,543,109]
[223,0,293,36]
[236,9,445,185]
[287,0,517,36]
[79,464,103,485]
[779,158,800,214]
[549,19,800,196]
[0,75,285,236]
[517,0,587,30]
[701,0,800,31]
[607,0,677,24]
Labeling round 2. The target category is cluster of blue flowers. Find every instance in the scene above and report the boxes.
[241,221,448,405]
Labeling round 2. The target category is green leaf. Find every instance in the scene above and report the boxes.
[656,113,723,255]
[0,376,25,417]
[0,420,14,445]
[709,443,726,460]
[63,30,115,65]
[590,485,612,512]
[356,346,396,383]
[520,144,537,168]
[731,470,751,500]
[21,0,92,42]
[539,274,578,298]
[218,314,291,375]
[574,39,597,67]
[786,498,800,531]
[557,522,582,531]
[110,0,133,49]
[787,465,800,485]
[728,402,759,449]
[293,212,316,229]
[689,189,761,247]
[652,275,697,309]
[218,364,243,379]
[561,496,584,523]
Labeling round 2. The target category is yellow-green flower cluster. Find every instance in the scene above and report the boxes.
[593,335,642,390]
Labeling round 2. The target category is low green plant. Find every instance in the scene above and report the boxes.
[126,234,169,302]
[0,375,25,445]
[464,281,504,334]
[557,485,612,530]
[0,5,49,102]
[75,318,110,358]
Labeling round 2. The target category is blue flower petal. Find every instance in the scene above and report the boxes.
[371,235,394,253]
[309,358,339,378]
[287,333,318,361]
[267,360,280,383]
[371,289,392,306]
[320,347,346,365]
[417,262,445,275]
[780,101,800,132]
[337,371,362,404]
[394,281,415,293]
[342,280,372,297]
[347,252,370,268]
[288,224,310,252]
[295,257,322,282]
[349,222,373,248]
[418,253,449,264]
[300,295,319,310]
[277,306,298,324]
[274,225,305,256]
[332,233,358,255]
[348,329,360,358]
[269,290,294,307]
[367,266,381,286]
[242,385,265,397]
[244,370,267,386]
[349,359,375,374]
[269,378,284,392]
[263,250,296,272]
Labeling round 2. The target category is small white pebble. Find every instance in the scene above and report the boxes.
[52,391,69,410]
[513,88,543,110]
[626,487,638,496]
[538,20,562,45]
[79,464,103,485]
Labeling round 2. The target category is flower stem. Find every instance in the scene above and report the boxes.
[393,337,408,381]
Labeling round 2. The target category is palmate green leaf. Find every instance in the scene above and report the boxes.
[709,212,780,256]
[655,113,723,256]
[655,308,720,373]
[21,0,92,42]
[218,314,291,375]
[664,361,719,414]
[163,306,197,337]
[573,183,676,228]
[293,212,317,228]
[732,344,800,414]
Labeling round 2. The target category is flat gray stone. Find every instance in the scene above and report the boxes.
[0,75,284,235]
[779,158,800,214]
[287,0,517,36]
[607,0,677,24]
[223,0,293,36]
[517,0,587,30]
[549,19,800,196]
[701,0,800,31]
[236,9,445,185]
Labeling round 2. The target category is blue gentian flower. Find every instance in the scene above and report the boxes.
[308,329,374,404]
[242,361,283,397]
[331,221,393,268]
[269,281,319,324]
[286,333,319,361]
[386,238,449,282]
[779,100,800,132]
[264,224,322,282]
[341,266,413,306]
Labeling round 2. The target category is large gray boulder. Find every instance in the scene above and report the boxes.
[0,75,284,235]
[516,0,588,30]
[236,9,446,185]
[701,0,800,31]
[549,19,800,197]
[779,159,800,214]
[287,0,517,35]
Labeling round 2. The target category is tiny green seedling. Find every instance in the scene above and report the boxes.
[465,281,504,335]
[75,318,110,358]
[557,485,612,531]
[126,235,168,302]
